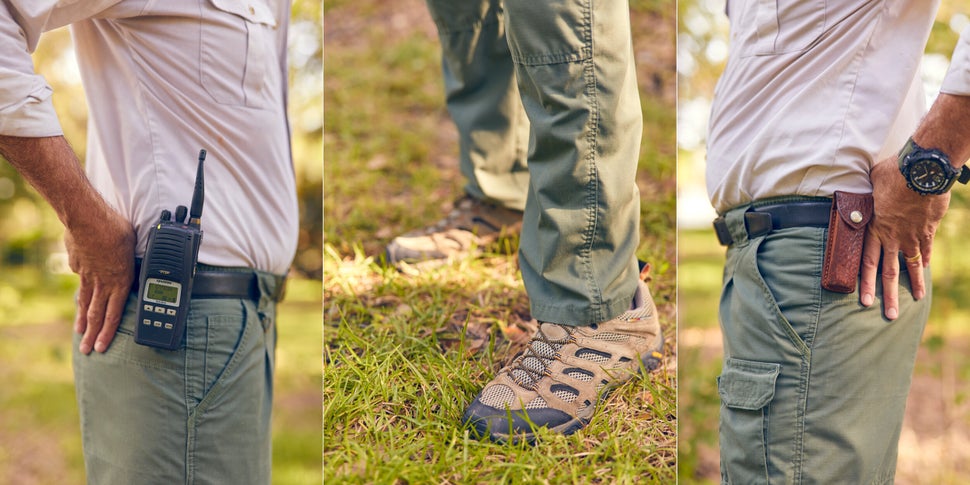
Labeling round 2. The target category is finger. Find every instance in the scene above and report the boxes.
[74,278,93,335]
[920,234,934,268]
[859,229,881,307]
[903,250,924,300]
[94,289,128,353]
[80,285,108,355]
[881,247,900,320]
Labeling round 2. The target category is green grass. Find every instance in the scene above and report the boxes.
[0,272,322,485]
[323,9,448,256]
[324,249,676,483]
[324,1,676,481]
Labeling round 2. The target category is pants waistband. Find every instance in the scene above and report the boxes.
[133,260,286,303]
[714,199,831,247]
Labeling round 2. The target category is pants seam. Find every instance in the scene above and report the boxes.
[579,0,602,321]
[792,234,824,484]
[185,347,195,484]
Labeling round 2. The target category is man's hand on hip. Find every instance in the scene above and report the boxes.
[860,156,949,320]
[65,210,135,354]
[862,93,970,319]
[0,135,135,353]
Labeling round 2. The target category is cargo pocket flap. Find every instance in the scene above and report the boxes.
[717,358,780,410]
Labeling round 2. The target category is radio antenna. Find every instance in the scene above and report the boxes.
[189,149,205,227]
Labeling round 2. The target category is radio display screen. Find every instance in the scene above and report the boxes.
[146,281,180,305]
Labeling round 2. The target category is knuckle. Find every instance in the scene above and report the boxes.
[86,307,104,322]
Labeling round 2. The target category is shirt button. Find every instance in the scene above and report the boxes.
[249,5,255,15]
[850,210,863,223]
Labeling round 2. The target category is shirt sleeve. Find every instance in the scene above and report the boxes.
[941,25,970,96]
[0,0,129,137]
[0,0,62,137]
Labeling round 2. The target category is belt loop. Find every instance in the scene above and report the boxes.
[255,273,275,310]
[725,206,752,248]
[254,272,279,333]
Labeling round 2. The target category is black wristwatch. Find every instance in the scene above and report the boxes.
[897,137,970,195]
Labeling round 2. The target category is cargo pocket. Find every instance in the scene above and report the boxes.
[201,0,277,108]
[717,357,780,485]
[503,0,591,66]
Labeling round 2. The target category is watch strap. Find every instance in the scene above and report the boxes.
[896,138,916,171]
[959,165,970,185]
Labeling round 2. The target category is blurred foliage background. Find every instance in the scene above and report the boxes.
[0,3,321,484]
[678,2,970,483]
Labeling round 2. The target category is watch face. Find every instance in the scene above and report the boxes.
[909,158,949,192]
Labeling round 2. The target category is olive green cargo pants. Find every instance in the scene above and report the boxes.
[717,203,930,484]
[73,270,282,484]
[425,0,644,325]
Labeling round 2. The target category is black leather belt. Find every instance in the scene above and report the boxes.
[713,201,831,246]
[132,261,285,302]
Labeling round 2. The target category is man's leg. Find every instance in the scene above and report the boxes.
[386,0,529,264]
[73,271,280,484]
[504,0,643,325]
[716,210,929,484]
[462,0,663,443]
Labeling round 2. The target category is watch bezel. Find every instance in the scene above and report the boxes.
[897,138,960,195]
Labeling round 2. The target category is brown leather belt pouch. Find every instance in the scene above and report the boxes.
[821,191,873,293]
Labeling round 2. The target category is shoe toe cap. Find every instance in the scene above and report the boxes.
[462,396,580,442]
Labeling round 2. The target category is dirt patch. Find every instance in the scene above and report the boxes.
[324,2,438,49]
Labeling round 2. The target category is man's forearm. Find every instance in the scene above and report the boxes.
[0,135,113,231]
[911,93,970,167]
[0,134,136,354]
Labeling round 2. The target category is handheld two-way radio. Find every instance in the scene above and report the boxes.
[135,149,206,350]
